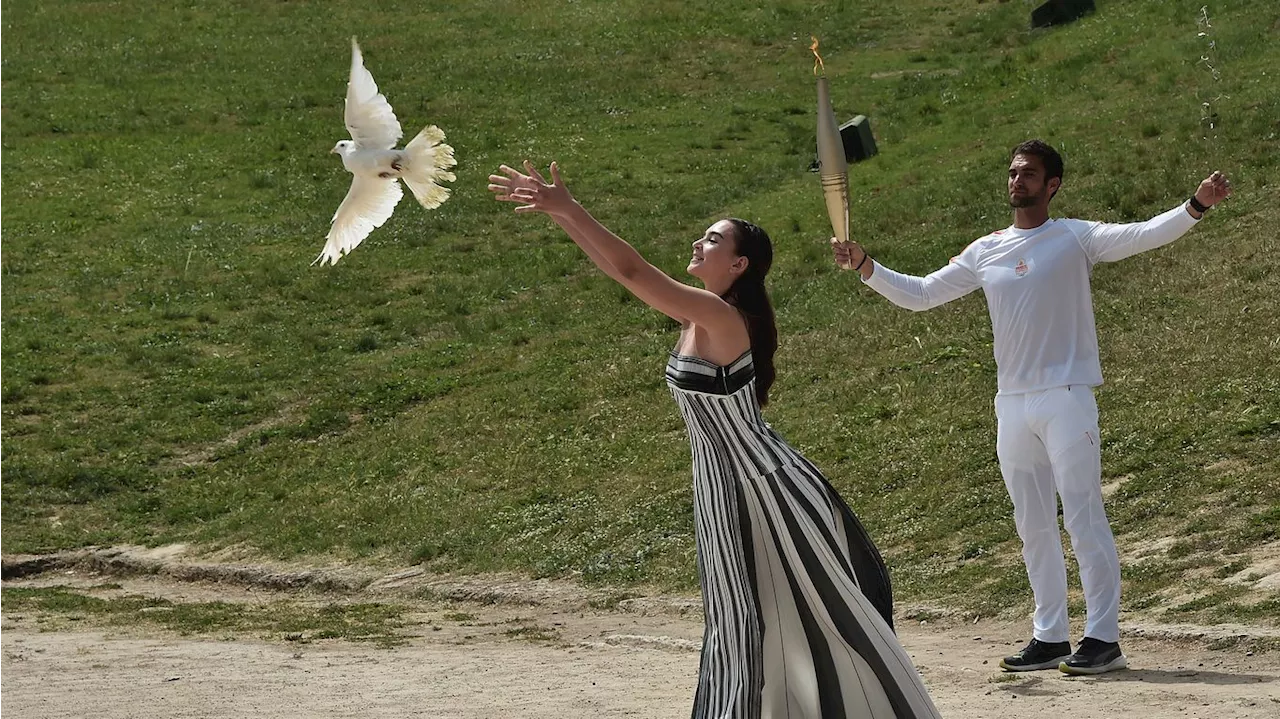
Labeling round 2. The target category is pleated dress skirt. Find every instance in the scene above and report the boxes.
[666,350,942,719]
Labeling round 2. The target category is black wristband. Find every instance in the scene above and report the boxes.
[1188,196,1209,214]
[854,252,870,271]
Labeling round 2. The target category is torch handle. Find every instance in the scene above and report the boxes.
[821,173,852,269]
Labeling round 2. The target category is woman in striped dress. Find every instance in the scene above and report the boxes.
[490,161,941,719]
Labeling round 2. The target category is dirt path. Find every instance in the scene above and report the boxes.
[2,550,1278,718]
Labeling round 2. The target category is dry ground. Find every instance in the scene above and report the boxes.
[2,547,1277,718]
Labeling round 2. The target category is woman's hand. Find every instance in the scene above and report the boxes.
[488,163,538,202]
[488,161,577,218]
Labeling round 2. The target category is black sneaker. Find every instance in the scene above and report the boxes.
[1059,637,1127,675]
[999,638,1073,671]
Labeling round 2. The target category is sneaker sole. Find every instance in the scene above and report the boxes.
[999,655,1072,672]
[1058,655,1128,676]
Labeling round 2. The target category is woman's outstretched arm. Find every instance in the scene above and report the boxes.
[490,161,740,332]
[489,164,627,284]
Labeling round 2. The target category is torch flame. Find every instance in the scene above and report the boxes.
[811,36,825,76]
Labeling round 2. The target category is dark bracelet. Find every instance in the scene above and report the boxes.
[854,252,870,271]
[1188,196,1209,214]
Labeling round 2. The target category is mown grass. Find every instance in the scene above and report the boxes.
[3,1,1278,624]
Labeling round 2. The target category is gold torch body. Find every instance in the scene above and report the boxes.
[816,74,853,269]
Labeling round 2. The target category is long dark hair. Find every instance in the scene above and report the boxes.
[723,219,778,407]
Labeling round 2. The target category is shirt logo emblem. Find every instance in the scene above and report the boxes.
[1014,258,1030,277]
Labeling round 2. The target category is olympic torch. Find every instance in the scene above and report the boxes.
[812,37,853,270]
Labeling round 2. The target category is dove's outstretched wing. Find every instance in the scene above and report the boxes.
[314,176,404,266]
[345,38,402,151]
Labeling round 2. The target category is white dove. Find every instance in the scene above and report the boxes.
[315,37,457,266]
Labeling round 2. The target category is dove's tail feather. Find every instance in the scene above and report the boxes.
[402,125,458,209]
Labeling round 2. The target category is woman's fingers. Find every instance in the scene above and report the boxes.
[523,159,550,185]
[491,161,561,214]
[489,162,553,213]
[487,181,522,203]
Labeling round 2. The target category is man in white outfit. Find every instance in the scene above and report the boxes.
[832,140,1232,675]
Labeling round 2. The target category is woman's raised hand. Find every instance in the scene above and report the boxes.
[488,163,537,202]
[488,161,577,218]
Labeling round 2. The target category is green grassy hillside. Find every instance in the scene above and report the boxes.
[3,0,1277,623]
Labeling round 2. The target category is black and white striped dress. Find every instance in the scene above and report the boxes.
[666,350,942,719]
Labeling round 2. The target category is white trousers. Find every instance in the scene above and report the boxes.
[995,385,1121,644]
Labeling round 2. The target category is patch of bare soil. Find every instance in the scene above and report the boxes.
[2,546,1277,718]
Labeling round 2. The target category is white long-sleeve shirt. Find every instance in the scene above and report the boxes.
[864,202,1201,395]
